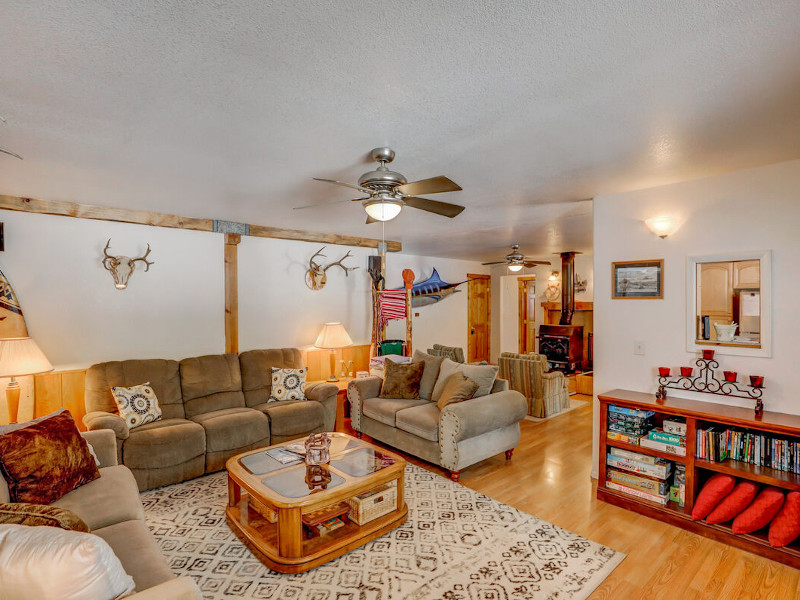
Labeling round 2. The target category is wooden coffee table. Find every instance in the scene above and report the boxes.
[225,433,407,573]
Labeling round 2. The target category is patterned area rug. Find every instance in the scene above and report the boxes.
[141,465,623,599]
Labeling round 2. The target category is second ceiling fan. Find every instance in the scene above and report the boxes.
[482,245,551,272]
[296,147,465,223]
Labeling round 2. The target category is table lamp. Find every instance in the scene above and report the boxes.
[0,337,53,423]
[314,322,353,382]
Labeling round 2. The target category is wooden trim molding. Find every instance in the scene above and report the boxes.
[224,233,241,354]
[0,194,402,251]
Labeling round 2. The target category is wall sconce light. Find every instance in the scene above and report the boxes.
[645,215,679,239]
[548,271,559,282]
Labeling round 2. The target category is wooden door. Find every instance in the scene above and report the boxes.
[467,274,491,362]
[700,262,733,338]
[517,276,536,353]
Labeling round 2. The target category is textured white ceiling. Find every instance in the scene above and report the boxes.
[1,1,799,261]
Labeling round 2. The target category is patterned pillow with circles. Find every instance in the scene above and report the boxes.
[110,382,162,429]
[269,367,308,402]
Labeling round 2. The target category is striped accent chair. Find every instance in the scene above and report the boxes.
[498,352,570,418]
[426,344,466,363]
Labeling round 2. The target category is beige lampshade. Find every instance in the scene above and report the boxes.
[0,337,54,378]
[314,322,353,349]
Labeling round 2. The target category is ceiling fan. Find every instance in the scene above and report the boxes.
[295,147,465,223]
[482,245,551,272]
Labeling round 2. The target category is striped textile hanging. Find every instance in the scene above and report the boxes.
[378,290,407,325]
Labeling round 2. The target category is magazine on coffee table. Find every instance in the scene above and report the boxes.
[265,447,303,464]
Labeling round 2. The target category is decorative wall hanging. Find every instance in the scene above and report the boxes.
[0,267,28,337]
[102,239,154,290]
[392,268,467,307]
[305,247,358,290]
[544,271,561,301]
[574,272,588,293]
[612,259,663,299]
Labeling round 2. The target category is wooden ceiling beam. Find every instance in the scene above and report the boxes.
[0,194,402,252]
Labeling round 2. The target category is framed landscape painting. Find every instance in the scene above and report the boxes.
[612,259,664,299]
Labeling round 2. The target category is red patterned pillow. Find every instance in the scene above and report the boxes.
[732,487,784,534]
[691,474,736,521]
[706,481,760,524]
[769,491,800,547]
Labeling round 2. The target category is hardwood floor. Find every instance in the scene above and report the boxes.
[349,396,800,599]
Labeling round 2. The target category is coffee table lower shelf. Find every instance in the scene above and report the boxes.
[226,494,408,574]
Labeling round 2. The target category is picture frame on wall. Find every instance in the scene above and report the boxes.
[612,259,664,299]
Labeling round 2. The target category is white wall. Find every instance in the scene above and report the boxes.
[592,158,800,475]
[490,253,594,362]
[1,211,224,370]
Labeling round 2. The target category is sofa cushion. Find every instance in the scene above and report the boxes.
[123,419,206,470]
[190,407,269,453]
[412,350,445,401]
[111,382,163,430]
[396,402,441,442]
[180,353,245,418]
[0,523,135,600]
[436,372,479,410]
[0,410,99,504]
[706,480,760,524]
[53,465,144,531]
[94,519,174,592]
[691,474,736,521]
[732,487,785,534]
[0,502,89,532]
[769,491,800,547]
[379,360,425,399]
[432,359,499,401]
[239,348,305,408]
[255,401,325,437]
[86,359,184,420]
[362,397,428,427]
[269,367,308,402]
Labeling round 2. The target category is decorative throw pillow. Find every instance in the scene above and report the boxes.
[0,524,135,600]
[691,474,736,521]
[269,367,308,401]
[0,410,100,504]
[0,503,89,532]
[769,491,800,547]
[412,350,445,401]
[732,487,785,534]
[437,372,480,410]
[706,481,760,524]
[110,382,162,429]
[432,358,500,402]
[379,360,425,399]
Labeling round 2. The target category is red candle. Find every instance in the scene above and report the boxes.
[680,366,693,377]
[658,367,671,377]
[702,349,715,360]
[750,375,764,388]
[723,371,737,383]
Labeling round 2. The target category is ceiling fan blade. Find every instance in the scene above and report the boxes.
[395,176,462,197]
[523,260,552,267]
[366,215,378,224]
[312,177,372,194]
[0,147,23,160]
[481,261,508,265]
[404,196,465,218]
[293,197,361,210]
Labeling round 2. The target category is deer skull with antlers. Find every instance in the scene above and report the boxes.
[305,247,358,290]
[102,239,154,290]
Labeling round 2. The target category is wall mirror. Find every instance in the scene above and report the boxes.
[686,250,771,357]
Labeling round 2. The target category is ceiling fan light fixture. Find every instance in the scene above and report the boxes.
[508,263,523,272]
[363,197,403,222]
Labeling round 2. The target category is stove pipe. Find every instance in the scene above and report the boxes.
[559,251,576,325]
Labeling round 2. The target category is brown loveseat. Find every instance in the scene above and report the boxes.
[83,348,337,490]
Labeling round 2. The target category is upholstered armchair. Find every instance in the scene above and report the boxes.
[497,352,570,418]
[426,344,466,363]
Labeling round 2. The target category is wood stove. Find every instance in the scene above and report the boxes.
[538,251,584,372]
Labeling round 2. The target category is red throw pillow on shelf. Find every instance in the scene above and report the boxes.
[731,487,785,534]
[706,481,760,524]
[769,491,800,547]
[691,474,736,521]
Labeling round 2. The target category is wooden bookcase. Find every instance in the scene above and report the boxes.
[598,389,800,568]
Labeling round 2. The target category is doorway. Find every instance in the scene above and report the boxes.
[467,274,491,362]
[517,276,536,353]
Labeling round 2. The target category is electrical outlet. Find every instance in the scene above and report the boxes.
[634,341,646,356]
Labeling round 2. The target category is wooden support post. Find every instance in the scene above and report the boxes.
[402,269,415,356]
[224,233,241,354]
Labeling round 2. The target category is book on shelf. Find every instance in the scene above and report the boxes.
[639,437,687,456]
[605,481,668,505]
[646,428,686,447]
[695,426,800,474]
[607,467,671,495]
[607,430,641,445]
[606,453,672,480]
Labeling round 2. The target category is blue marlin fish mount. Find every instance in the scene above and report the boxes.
[393,269,468,307]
